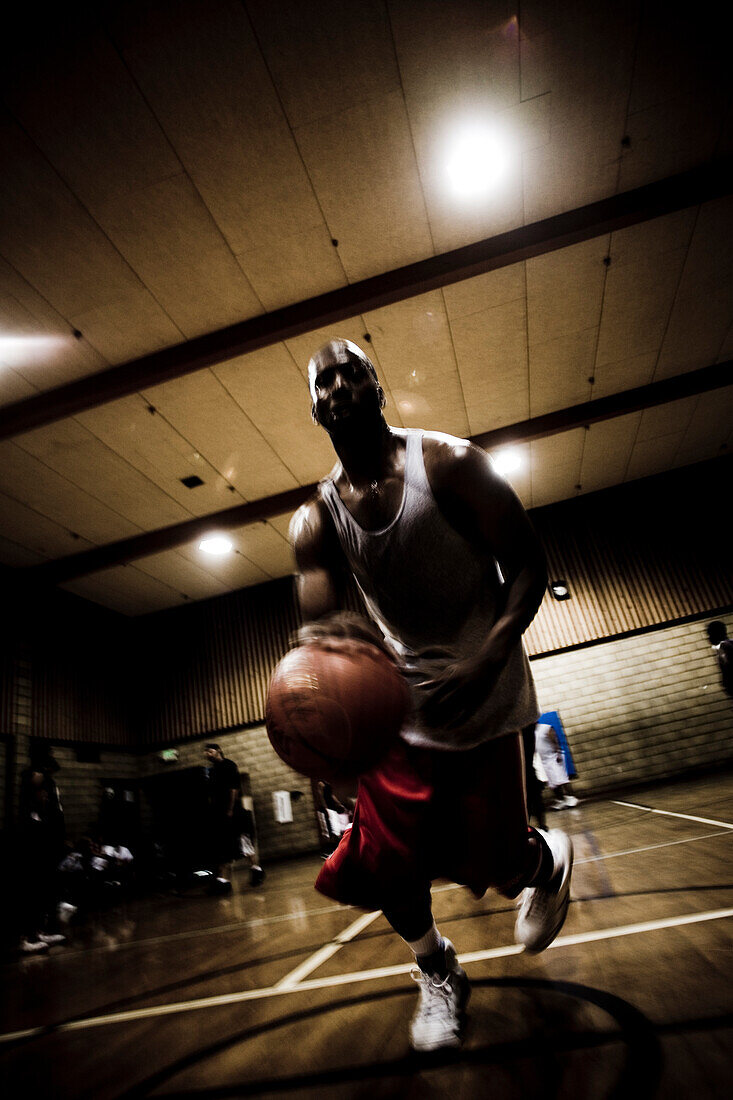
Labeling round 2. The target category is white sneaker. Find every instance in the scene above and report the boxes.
[563,795,579,808]
[515,829,573,954]
[57,902,77,924]
[20,938,49,954]
[409,939,471,1051]
[38,932,67,945]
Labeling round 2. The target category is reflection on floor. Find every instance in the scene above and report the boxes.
[1,771,732,1098]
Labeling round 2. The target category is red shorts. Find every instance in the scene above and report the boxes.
[315,731,531,911]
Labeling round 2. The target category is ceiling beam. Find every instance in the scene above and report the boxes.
[1,159,731,442]
[22,359,731,586]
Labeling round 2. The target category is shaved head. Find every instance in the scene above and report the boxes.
[307,338,379,401]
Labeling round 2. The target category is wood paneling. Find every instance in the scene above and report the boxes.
[525,456,733,654]
[137,577,299,744]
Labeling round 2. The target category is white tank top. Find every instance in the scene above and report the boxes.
[319,429,539,749]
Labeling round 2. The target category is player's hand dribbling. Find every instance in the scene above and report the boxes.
[418,651,502,729]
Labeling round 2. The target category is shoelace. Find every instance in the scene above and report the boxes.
[407,972,453,1029]
[411,968,455,1010]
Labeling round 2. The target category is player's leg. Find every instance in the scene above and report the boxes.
[383,886,470,1052]
[447,733,573,953]
[485,734,573,952]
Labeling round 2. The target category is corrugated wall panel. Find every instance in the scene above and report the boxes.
[139,577,299,745]
[0,645,14,733]
[30,642,132,746]
[525,457,733,655]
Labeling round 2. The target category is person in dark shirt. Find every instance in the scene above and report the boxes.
[17,745,67,952]
[706,621,733,698]
[203,744,241,895]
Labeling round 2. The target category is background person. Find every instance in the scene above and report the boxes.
[203,744,241,895]
[706,620,733,698]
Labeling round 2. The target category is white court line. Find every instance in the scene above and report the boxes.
[275,910,381,989]
[30,824,731,963]
[611,800,733,830]
[8,829,725,967]
[2,906,731,1045]
[430,829,731,895]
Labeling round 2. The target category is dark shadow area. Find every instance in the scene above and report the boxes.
[116,977,663,1099]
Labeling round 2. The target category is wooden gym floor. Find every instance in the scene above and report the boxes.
[1,771,731,1099]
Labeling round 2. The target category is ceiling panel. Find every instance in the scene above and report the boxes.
[595,225,690,370]
[293,90,434,282]
[0,0,729,614]
[0,441,140,545]
[363,291,469,436]
[60,564,195,617]
[657,199,733,376]
[141,370,300,500]
[212,345,336,486]
[0,533,43,568]
[391,0,532,252]
[0,489,96,562]
[239,228,347,313]
[246,0,400,130]
[451,297,529,432]
[132,548,240,602]
[528,330,597,417]
[0,258,107,395]
[529,429,585,509]
[626,429,688,482]
[443,265,526,321]
[591,350,659,401]
[577,414,643,496]
[116,0,329,255]
[0,114,158,328]
[76,396,242,516]
[90,173,263,337]
[636,396,698,443]
[674,388,733,467]
[14,420,191,531]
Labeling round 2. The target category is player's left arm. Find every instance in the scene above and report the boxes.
[422,437,547,724]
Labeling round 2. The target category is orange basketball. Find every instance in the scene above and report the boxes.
[265,638,410,782]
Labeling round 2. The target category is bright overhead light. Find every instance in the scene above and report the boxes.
[0,334,70,369]
[445,122,511,198]
[491,448,523,476]
[199,535,233,556]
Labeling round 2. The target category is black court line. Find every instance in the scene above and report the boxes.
[116,978,663,1099]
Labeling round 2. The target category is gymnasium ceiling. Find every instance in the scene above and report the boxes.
[0,0,731,617]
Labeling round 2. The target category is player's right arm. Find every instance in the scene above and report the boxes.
[289,495,344,622]
[290,495,392,657]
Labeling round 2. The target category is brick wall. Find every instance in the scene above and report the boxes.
[138,726,320,862]
[9,739,138,846]
[48,746,139,845]
[530,612,733,796]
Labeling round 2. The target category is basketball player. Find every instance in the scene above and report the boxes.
[290,338,573,1052]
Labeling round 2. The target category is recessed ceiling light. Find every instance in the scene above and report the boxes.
[445,123,511,199]
[550,580,571,601]
[491,448,522,476]
[199,536,233,556]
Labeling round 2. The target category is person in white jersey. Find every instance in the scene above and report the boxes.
[290,338,573,1052]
